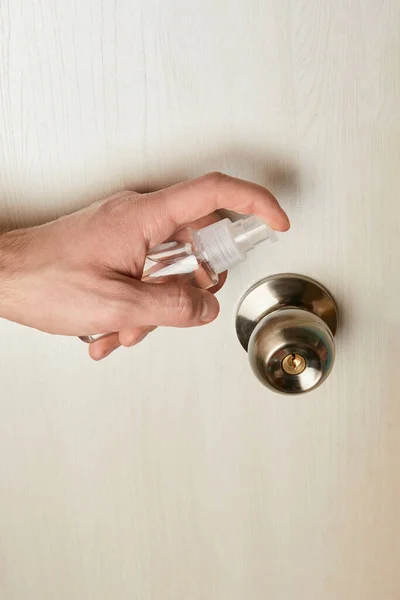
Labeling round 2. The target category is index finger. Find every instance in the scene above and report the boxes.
[136,172,290,247]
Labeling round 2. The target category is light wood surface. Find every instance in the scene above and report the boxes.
[0,1,400,598]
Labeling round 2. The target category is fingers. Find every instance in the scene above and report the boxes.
[120,280,220,328]
[88,276,223,360]
[89,326,155,360]
[97,277,219,332]
[89,333,121,360]
[97,271,220,333]
[119,326,156,347]
[136,172,290,246]
[89,279,219,361]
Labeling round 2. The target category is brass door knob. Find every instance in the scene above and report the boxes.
[235,274,338,395]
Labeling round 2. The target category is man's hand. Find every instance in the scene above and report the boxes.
[0,173,289,360]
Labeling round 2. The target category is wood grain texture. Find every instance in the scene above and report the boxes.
[0,1,400,598]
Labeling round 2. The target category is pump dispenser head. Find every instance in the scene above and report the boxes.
[196,216,277,275]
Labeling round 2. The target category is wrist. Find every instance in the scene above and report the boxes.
[0,229,30,318]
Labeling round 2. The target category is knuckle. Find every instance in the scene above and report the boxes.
[93,306,122,333]
[120,328,148,347]
[98,191,138,218]
[134,194,175,245]
[203,171,227,187]
[176,287,199,323]
[105,305,125,331]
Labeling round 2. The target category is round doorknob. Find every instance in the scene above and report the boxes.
[235,274,338,395]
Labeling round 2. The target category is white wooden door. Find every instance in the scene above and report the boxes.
[0,1,399,598]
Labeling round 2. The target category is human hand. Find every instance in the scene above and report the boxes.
[0,173,289,360]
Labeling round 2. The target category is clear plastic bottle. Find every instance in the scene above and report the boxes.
[80,216,276,343]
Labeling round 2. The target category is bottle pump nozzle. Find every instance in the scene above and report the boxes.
[195,216,277,275]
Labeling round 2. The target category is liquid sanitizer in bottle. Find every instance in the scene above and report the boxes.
[80,216,276,343]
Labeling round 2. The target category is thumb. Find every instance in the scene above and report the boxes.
[129,280,220,328]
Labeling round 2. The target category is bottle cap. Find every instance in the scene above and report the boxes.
[196,216,277,275]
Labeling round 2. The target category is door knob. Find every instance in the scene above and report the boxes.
[235,274,338,394]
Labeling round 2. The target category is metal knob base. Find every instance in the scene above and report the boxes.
[236,274,338,395]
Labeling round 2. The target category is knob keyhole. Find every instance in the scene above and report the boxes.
[282,353,306,375]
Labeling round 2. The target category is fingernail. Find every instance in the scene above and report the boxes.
[201,295,219,323]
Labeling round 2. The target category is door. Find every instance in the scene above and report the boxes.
[0,1,399,598]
